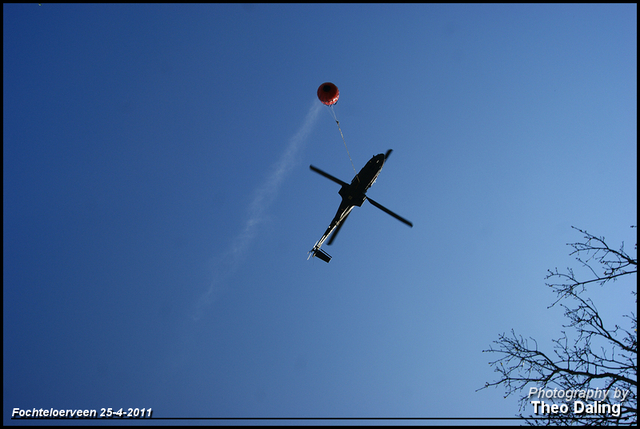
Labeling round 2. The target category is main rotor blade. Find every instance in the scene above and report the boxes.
[366,197,413,227]
[310,165,349,187]
[327,211,351,246]
[384,149,393,160]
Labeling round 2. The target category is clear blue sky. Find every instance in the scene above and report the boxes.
[4,3,636,424]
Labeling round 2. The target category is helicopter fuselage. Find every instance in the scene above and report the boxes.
[338,153,385,207]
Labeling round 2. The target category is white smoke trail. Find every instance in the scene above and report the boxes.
[193,100,322,319]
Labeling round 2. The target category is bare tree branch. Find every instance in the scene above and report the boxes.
[478,226,637,425]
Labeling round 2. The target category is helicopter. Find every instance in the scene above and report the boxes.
[308,149,413,263]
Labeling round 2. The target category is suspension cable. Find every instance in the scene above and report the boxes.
[329,105,357,174]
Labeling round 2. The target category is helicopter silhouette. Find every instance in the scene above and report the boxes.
[308,149,413,263]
